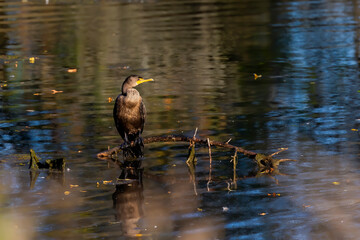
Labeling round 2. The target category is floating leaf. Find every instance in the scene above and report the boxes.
[259,212,267,216]
[103,180,113,184]
[29,57,35,64]
[70,184,79,188]
[351,129,358,132]
[332,182,340,185]
[64,191,70,195]
[254,73,262,80]
[33,93,42,96]
[67,68,77,73]
[108,97,113,103]
[51,90,63,94]
[96,182,100,187]
[267,193,280,197]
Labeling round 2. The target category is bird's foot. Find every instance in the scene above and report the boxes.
[135,137,144,147]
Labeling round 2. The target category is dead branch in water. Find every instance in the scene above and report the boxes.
[97,131,296,173]
[97,135,258,159]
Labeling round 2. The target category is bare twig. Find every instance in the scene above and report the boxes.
[207,138,213,191]
[193,181,198,196]
[232,149,238,190]
[270,148,288,157]
[277,158,296,163]
[193,127,198,140]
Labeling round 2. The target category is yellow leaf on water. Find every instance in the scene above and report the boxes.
[70,184,79,188]
[80,190,87,193]
[254,73,262,80]
[96,182,100,187]
[29,57,35,64]
[332,182,340,185]
[259,212,267,216]
[64,191,70,195]
[51,90,63,94]
[351,129,358,132]
[267,193,281,197]
[67,68,77,73]
[103,180,113,184]
[108,97,113,103]
[33,93,42,96]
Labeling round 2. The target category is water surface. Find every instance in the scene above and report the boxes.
[0,0,360,239]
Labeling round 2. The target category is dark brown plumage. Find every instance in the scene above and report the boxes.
[113,75,153,145]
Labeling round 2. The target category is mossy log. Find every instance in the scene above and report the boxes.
[29,149,65,171]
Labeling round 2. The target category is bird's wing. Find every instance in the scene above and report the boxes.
[113,95,125,139]
[139,100,146,134]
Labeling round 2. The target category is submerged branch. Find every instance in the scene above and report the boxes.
[97,135,258,159]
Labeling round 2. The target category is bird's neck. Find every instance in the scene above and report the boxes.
[122,89,141,107]
[121,82,133,95]
[122,86,129,95]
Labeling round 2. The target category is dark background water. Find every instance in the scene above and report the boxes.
[0,0,360,239]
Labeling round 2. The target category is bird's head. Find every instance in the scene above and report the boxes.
[122,75,154,94]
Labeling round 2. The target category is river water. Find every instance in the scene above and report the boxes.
[0,0,360,239]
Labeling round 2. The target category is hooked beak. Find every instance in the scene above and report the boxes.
[136,77,154,85]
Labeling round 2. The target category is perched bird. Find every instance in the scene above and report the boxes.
[113,75,153,157]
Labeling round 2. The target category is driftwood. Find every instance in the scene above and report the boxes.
[97,135,257,159]
[97,131,295,171]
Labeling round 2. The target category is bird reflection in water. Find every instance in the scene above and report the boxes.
[112,159,144,237]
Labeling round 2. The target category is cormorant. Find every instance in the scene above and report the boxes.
[113,75,153,157]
